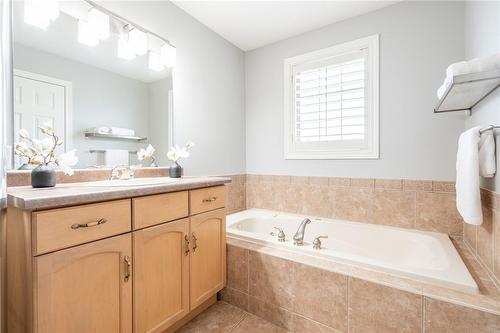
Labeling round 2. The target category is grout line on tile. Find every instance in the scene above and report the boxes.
[228,312,248,333]
[346,276,350,333]
[421,295,425,333]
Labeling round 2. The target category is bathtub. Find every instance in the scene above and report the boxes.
[226,208,478,294]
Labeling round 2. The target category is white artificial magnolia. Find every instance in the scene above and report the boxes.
[167,141,195,163]
[137,144,156,163]
[14,122,78,175]
[55,149,78,176]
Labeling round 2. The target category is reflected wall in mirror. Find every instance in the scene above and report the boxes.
[11,0,175,169]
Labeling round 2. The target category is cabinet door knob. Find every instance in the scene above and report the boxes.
[192,233,198,252]
[184,234,190,256]
[71,218,107,229]
[123,255,132,282]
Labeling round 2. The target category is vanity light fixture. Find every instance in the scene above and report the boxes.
[118,33,136,60]
[160,43,176,68]
[24,0,59,30]
[148,51,165,71]
[129,28,148,56]
[78,19,99,47]
[87,8,109,41]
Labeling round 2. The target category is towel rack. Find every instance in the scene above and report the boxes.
[89,150,138,154]
[479,125,500,134]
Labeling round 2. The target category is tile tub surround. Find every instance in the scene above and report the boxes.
[464,188,500,288]
[224,174,246,214]
[245,175,462,236]
[221,240,500,333]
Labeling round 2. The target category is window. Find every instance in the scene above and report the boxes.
[284,35,379,159]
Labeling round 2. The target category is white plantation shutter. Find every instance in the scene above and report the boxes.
[284,35,379,159]
[294,51,366,143]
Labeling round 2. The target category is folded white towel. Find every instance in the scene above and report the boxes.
[88,126,110,134]
[104,149,129,167]
[456,126,483,225]
[446,61,470,77]
[110,127,135,136]
[438,54,500,99]
[479,130,496,178]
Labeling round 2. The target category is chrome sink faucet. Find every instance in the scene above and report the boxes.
[293,218,311,245]
[110,165,134,180]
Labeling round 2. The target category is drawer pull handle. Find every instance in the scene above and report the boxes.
[202,196,217,203]
[71,218,107,229]
[184,235,190,256]
[192,233,198,252]
[124,255,132,282]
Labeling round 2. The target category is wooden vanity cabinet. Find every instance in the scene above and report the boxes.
[133,218,190,333]
[6,185,227,333]
[35,234,132,333]
[189,208,226,309]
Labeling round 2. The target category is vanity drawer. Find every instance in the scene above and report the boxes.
[190,186,225,215]
[33,199,131,255]
[132,191,189,229]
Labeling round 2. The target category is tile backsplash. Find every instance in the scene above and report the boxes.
[464,188,500,286]
[245,175,462,236]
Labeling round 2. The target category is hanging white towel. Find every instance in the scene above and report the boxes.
[479,130,496,178]
[456,126,483,225]
[104,149,129,167]
[110,127,135,136]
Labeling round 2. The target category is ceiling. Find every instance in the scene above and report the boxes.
[172,1,398,51]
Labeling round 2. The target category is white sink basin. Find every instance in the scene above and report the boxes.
[84,177,180,187]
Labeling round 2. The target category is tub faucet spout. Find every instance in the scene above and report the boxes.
[293,218,311,245]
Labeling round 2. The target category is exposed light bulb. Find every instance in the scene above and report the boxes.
[160,43,176,68]
[118,34,136,60]
[78,19,98,47]
[149,51,164,71]
[88,8,109,41]
[24,0,59,30]
[129,29,148,56]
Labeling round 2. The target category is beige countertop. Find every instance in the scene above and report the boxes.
[7,176,231,210]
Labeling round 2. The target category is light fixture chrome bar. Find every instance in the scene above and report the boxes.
[479,125,500,134]
[82,0,175,48]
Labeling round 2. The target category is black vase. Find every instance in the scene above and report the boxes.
[169,162,182,178]
[31,164,56,188]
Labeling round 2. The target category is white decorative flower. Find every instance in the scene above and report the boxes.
[15,141,30,155]
[167,141,194,162]
[32,137,55,156]
[137,144,155,161]
[19,129,30,139]
[56,149,78,176]
[167,148,179,162]
[39,121,54,135]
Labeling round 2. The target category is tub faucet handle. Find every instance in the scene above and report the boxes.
[272,227,286,242]
[313,235,328,250]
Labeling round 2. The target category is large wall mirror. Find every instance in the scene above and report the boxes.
[10,0,175,169]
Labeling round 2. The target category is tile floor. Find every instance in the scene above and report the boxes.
[176,301,287,333]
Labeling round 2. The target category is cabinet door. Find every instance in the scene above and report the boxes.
[133,218,190,333]
[35,234,132,333]
[190,208,226,309]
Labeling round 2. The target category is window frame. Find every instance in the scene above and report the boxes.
[283,34,379,160]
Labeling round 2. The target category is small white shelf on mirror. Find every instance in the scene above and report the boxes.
[84,132,147,142]
[434,69,500,113]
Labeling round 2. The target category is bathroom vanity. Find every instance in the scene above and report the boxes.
[6,177,229,333]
